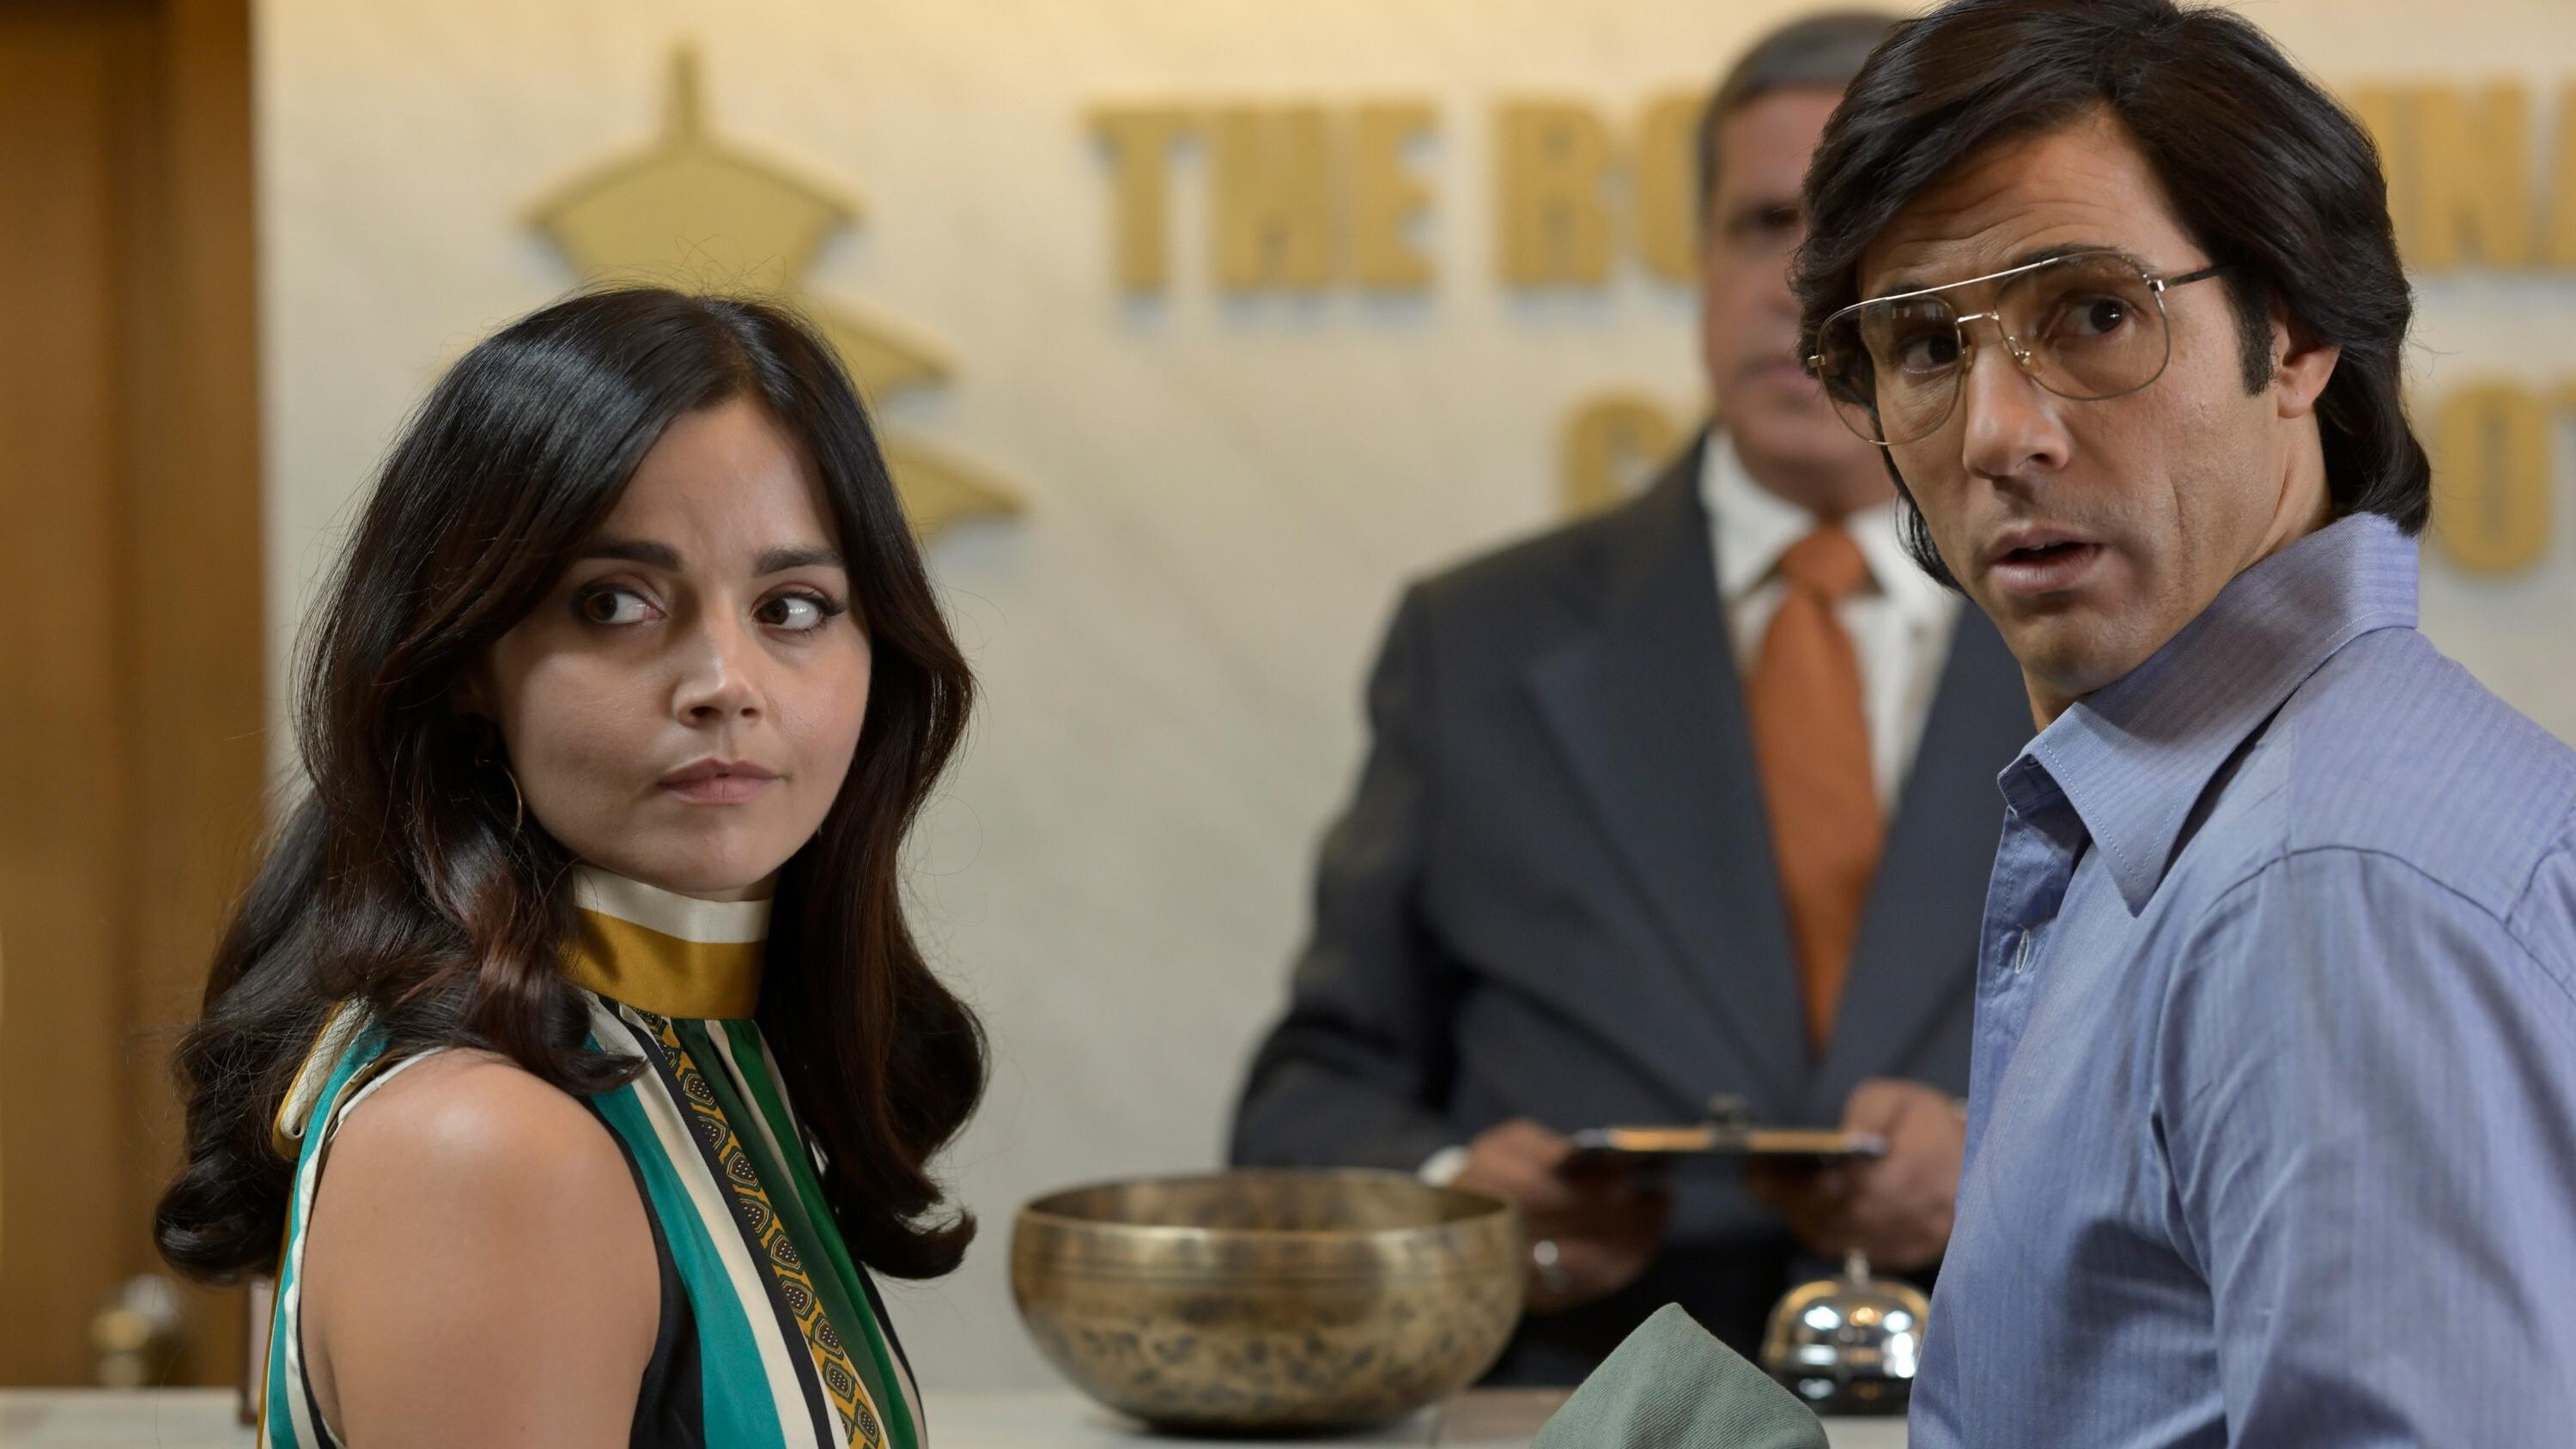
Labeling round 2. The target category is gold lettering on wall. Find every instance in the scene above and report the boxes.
[1349,101,1438,290]
[2548,86,2576,268]
[2412,84,2533,270]
[1091,100,1441,294]
[2344,81,2576,271]
[1210,105,1334,291]
[2432,383,2552,575]
[1105,82,2576,288]
[1560,392,1685,516]
[1496,100,1615,286]
[1633,94,1702,284]
[1091,104,1194,292]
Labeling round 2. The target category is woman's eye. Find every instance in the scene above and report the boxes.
[575,585,655,626]
[756,592,841,633]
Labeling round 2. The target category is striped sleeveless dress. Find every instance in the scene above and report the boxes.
[262,868,926,1448]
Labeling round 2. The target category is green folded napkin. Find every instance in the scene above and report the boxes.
[1531,1303,1831,1449]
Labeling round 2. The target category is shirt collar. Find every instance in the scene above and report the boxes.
[2016,512,2421,914]
[1698,431,1951,628]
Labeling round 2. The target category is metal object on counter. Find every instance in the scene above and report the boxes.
[1011,1169,1524,1434]
[1761,1249,1929,1416]
[89,1274,185,1389]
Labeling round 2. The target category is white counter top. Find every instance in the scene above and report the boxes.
[916,1387,1908,1448]
[0,1386,1908,1447]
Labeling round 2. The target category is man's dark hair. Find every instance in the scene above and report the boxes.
[1791,0,2431,588]
[1694,10,1901,222]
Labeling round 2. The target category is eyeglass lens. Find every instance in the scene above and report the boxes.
[1819,253,2178,446]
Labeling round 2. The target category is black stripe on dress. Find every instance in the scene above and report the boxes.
[297,1312,340,1449]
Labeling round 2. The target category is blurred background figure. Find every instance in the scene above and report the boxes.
[1228,11,2035,1384]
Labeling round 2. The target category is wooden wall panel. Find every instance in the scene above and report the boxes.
[0,3,147,1388]
[0,0,260,1388]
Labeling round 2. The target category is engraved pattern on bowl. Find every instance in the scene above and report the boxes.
[1010,1169,1526,1433]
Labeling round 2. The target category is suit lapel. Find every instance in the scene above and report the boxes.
[1809,606,2032,1114]
[1526,441,1810,1106]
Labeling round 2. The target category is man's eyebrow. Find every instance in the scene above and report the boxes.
[754,546,845,575]
[580,538,682,569]
[1869,241,2113,300]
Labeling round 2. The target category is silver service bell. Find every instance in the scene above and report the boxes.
[1760,1249,1929,1416]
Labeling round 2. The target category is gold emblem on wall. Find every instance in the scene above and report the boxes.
[528,46,1021,539]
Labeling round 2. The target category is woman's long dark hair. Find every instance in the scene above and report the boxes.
[155,288,987,1282]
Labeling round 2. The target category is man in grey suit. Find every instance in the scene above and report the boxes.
[1230,12,2035,1385]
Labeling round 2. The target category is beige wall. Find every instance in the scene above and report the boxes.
[258,0,2576,1389]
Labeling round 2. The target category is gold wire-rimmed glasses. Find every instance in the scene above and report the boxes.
[1807,249,2227,446]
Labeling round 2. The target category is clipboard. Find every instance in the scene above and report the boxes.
[1565,1123,1887,1164]
[1563,1094,1886,1169]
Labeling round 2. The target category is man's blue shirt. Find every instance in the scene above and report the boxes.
[1911,513,2576,1446]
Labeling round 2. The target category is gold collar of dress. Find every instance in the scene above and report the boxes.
[559,866,769,1020]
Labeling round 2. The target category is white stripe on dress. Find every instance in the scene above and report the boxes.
[272,999,369,1150]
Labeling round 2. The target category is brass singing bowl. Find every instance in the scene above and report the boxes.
[1011,1169,1526,1433]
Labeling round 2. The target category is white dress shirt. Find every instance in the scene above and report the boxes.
[1701,435,1959,811]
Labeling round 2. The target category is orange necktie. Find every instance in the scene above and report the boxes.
[1746,522,1883,1055]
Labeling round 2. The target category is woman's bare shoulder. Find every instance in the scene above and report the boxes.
[329,1048,626,1179]
[301,1049,659,1449]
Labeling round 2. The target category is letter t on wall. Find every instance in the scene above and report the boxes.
[1091,104,1195,293]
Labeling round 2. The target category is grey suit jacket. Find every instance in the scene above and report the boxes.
[1229,439,2033,1384]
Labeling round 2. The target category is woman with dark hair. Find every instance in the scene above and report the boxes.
[154,287,984,1449]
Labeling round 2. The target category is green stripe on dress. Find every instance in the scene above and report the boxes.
[719,1020,924,1449]
[585,1034,787,1449]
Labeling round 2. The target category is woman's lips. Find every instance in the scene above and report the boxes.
[658,760,780,805]
[661,774,775,804]
[1988,541,2105,598]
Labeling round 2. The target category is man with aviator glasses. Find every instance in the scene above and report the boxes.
[1793,0,2576,1443]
